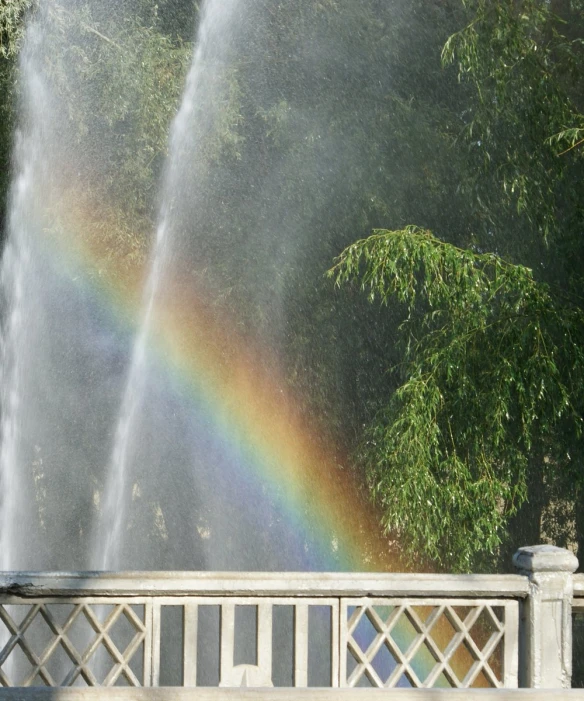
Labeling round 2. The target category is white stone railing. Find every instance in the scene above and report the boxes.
[0,546,580,692]
[0,689,581,700]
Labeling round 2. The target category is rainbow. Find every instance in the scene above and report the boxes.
[46,193,401,572]
[37,191,491,688]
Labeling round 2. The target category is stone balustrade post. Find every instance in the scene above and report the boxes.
[513,544,579,688]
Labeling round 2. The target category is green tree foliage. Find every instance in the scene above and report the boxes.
[441,0,584,254]
[333,0,584,570]
[0,0,32,57]
[46,1,192,256]
[0,0,33,229]
[0,0,193,257]
[332,228,584,570]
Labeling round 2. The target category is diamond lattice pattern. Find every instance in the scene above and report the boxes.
[0,603,146,686]
[346,602,505,688]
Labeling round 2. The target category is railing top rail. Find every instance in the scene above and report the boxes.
[0,689,582,700]
[0,571,529,598]
[573,572,584,596]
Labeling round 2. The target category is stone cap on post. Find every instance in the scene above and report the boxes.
[513,544,579,689]
[513,545,579,575]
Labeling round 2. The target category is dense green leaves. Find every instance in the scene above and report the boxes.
[0,0,193,253]
[45,2,192,215]
[332,229,584,570]
[330,0,584,571]
[0,0,34,230]
[441,0,584,249]
[0,0,32,58]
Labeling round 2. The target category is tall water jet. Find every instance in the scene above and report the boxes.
[91,0,413,574]
[0,0,168,573]
[0,11,61,571]
[1,0,410,581]
[94,0,243,571]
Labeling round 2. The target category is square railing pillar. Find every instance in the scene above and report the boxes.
[513,544,579,688]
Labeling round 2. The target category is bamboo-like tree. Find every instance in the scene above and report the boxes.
[332,0,584,571]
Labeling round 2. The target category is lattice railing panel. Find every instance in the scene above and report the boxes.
[0,602,149,687]
[0,584,521,689]
[340,599,518,689]
[0,597,341,688]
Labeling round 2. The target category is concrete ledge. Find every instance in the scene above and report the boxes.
[0,689,583,700]
[0,572,529,599]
